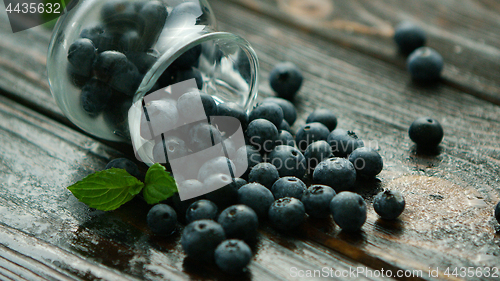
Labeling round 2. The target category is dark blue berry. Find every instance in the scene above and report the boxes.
[269,62,303,100]
[408,117,444,148]
[327,129,364,157]
[246,119,279,153]
[138,1,168,48]
[277,130,296,147]
[495,202,500,224]
[186,199,218,223]
[215,239,252,274]
[348,147,383,178]
[279,119,292,132]
[205,174,240,208]
[268,145,307,179]
[147,204,177,236]
[218,205,258,241]
[304,140,333,171]
[407,47,443,82]
[81,79,113,115]
[295,122,330,152]
[330,192,366,232]
[394,21,426,55]
[271,177,307,200]
[181,220,226,261]
[262,97,297,125]
[373,190,405,220]
[234,145,262,176]
[80,25,116,53]
[238,183,274,217]
[248,163,279,189]
[301,185,336,218]
[172,188,199,220]
[234,178,248,189]
[306,109,338,131]
[249,103,284,128]
[93,51,141,96]
[105,158,141,179]
[313,158,356,192]
[101,0,139,32]
[67,39,96,77]
[198,157,235,182]
[268,197,305,231]
[152,136,188,166]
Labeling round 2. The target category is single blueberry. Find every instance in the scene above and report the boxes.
[138,1,168,48]
[304,140,333,172]
[301,185,336,218]
[234,178,248,189]
[81,79,113,115]
[277,130,296,147]
[262,97,297,125]
[186,199,218,223]
[215,239,252,274]
[271,177,307,200]
[181,220,226,261]
[105,158,141,179]
[80,25,117,53]
[394,21,426,55]
[234,145,263,177]
[93,51,129,82]
[407,47,444,82]
[109,61,142,96]
[373,190,405,220]
[249,103,284,128]
[100,0,139,32]
[268,197,305,231]
[204,174,240,208]
[269,62,303,100]
[268,145,307,179]
[238,183,274,217]
[248,163,280,189]
[327,129,364,157]
[246,119,279,153]
[408,117,444,148]
[348,147,383,178]
[306,109,338,131]
[295,122,330,152]
[313,158,356,192]
[330,192,366,232]
[67,38,96,77]
[147,204,177,236]
[218,205,258,241]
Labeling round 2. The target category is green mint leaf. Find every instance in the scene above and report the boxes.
[67,168,144,211]
[143,163,178,205]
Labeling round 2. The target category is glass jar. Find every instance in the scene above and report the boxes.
[47,0,259,145]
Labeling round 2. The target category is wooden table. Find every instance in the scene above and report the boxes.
[1,0,499,280]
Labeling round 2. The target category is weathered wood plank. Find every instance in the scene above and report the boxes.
[227,0,500,105]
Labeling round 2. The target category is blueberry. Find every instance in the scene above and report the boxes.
[186,199,218,223]
[407,47,443,82]
[373,190,405,220]
[327,129,364,157]
[348,147,383,178]
[271,177,307,200]
[172,188,199,220]
[237,183,274,217]
[277,130,296,147]
[216,102,248,130]
[177,91,217,122]
[175,68,203,90]
[246,119,279,153]
[92,50,128,81]
[262,97,297,125]
[330,191,366,232]
[152,136,188,166]
[140,99,179,139]
[188,122,222,153]
[100,0,139,32]
[268,145,307,179]
[147,204,177,236]
[304,140,333,172]
[81,79,113,115]
[215,240,252,274]
[495,201,500,224]
[67,65,91,89]
[172,44,202,69]
[268,197,305,231]
[234,178,248,189]
[138,1,168,48]
[105,158,141,179]
[181,220,226,261]
[394,21,426,55]
[110,63,142,96]
[126,51,158,74]
[204,174,240,208]
[248,163,279,189]
[198,156,236,182]
[218,205,258,241]
[295,122,330,152]
[301,185,336,218]
[67,39,96,77]
[279,119,292,133]
[269,62,303,100]
[306,109,338,131]
[408,117,444,148]
[80,25,117,53]
[234,145,263,176]
[313,158,356,192]
[249,103,284,128]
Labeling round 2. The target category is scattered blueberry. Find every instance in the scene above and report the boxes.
[81,79,113,115]
[215,239,252,274]
[238,183,274,217]
[246,119,279,153]
[295,122,330,152]
[268,197,305,231]
[147,204,177,236]
[271,177,307,200]
[268,145,307,179]
[301,185,336,218]
[348,147,383,178]
[269,62,303,100]
[248,163,279,189]
[105,158,141,179]
[313,158,356,192]
[249,103,284,128]
[407,47,443,82]
[373,190,405,220]
[67,39,96,77]
[181,219,226,261]
[262,97,297,125]
[330,191,366,232]
[394,21,426,55]
[304,140,333,172]
[277,130,296,147]
[408,117,444,148]
[327,129,364,157]
[306,109,338,131]
[186,199,218,224]
[218,205,258,241]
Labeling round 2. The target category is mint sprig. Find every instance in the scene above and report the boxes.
[67,164,177,211]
